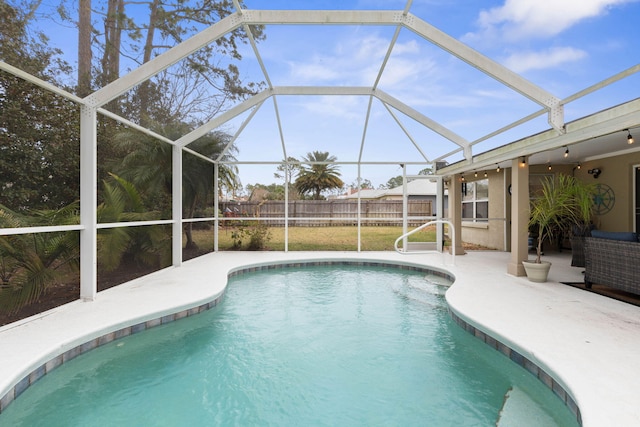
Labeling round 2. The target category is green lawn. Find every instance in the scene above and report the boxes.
[190,225,446,251]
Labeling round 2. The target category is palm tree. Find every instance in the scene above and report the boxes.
[0,203,80,314]
[111,123,239,249]
[295,151,344,200]
[97,173,171,273]
[183,132,239,249]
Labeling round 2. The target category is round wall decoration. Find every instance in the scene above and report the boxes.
[592,183,615,215]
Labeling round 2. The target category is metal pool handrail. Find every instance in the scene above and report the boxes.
[394,220,456,266]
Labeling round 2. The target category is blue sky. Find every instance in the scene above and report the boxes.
[32,0,640,191]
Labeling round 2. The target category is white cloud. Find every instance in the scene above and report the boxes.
[468,0,629,41]
[502,47,588,73]
[289,60,341,82]
[299,96,366,121]
[285,34,430,88]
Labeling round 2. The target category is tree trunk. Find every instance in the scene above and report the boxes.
[77,0,92,97]
[184,196,199,250]
[101,0,123,85]
[138,0,160,126]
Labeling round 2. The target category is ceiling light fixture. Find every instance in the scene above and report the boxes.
[496,164,500,173]
[474,171,478,178]
[484,171,488,178]
[577,163,581,170]
[520,157,526,166]
[626,129,634,144]
[548,164,552,171]
[564,147,569,158]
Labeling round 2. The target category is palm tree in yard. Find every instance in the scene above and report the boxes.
[295,151,344,200]
[0,203,80,314]
[111,123,239,249]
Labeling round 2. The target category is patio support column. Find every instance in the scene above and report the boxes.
[401,165,408,250]
[79,105,97,301]
[214,164,219,252]
[172,144,182,266]
[436,176,444,252]
[448,174,465,255]
[508,157,529,276]
[284,162,289,252]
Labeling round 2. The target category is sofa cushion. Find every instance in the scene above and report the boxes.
[590,230,638,242]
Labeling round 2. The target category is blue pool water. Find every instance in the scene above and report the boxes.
[1,265,578,426]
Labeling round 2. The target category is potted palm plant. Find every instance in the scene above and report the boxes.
[569,179,597,267]
[524,175,582,282]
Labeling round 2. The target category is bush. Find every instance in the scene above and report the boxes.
[246,223,271,250]
[230,222,272,250]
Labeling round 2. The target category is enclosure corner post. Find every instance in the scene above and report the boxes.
[80,105,98,301]
[172,145,183,266]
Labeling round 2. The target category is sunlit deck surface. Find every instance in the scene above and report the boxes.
[1,250,639,426]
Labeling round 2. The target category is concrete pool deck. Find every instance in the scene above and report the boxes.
[0,250,639,426]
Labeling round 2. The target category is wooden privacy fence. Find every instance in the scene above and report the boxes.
[220,200,432,226]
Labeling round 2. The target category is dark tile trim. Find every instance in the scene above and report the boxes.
[0,294,224,414]
[449,310,582,426]
[0,260,452,414]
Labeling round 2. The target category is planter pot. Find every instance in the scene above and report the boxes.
[522,261,552,283]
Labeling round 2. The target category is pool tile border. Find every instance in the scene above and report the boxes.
[1,259,581,426]
[0,260,452,415]
[0,295,224,414]
[449,310,582,426]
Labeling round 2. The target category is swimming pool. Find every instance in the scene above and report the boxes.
[0,264,578,426]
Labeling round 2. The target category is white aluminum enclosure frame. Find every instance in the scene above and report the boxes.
[1,4,639,302]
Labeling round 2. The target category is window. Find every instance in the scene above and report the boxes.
[462,179,488,222]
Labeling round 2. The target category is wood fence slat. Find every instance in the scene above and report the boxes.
[220,200,432,226]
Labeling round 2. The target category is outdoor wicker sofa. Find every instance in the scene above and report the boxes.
[584,231,640,296]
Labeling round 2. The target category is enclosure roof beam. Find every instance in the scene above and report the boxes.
[380,101,431,163]
[215,99,266,162]
[439,98,640,176]
[174,85,470,158]
[236,10,563,130]
[402,14,561,109]
[86,13,243,108]
[373,89,471,160]
[0,61,82,104]
[174,89,271,147]
[272,87,468,155]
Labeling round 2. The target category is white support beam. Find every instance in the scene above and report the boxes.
[358,96,374,163]
[373,24,403,89]
[272,95,288,160]
[214,164,219,252]
[273,86,374,96]
[175,90,271,147]
[381,101,430,162]
[216,99,266,162]
[238,9,402,25]
[0,61,83,104]
[86,13,243,108]
[440,98,640,176]
[374,89,470,157]
[172,145,183,267]
[98,108,176,146]
[403,14,561,111]
[79,106,98,301]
